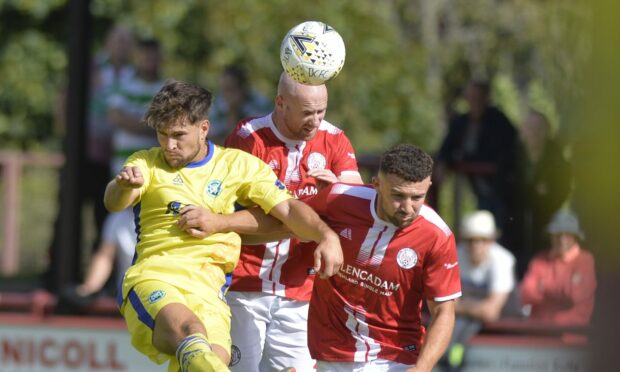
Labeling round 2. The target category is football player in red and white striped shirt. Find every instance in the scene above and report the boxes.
[224,73,363,371]
[201,144,460,371]
[304,144,461,371]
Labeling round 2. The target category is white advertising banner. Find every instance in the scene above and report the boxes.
[0,317,590,372]
[0,322,166,372]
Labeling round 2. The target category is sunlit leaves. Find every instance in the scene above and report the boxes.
[0,30,66,143]
[0,0,591,152]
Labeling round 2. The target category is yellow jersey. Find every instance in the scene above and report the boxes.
[119,141,291,302]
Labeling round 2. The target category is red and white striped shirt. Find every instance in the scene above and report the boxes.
[305,183,461,365]
[225,114,360,300]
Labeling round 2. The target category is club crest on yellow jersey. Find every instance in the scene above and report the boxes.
[206,180,223,197]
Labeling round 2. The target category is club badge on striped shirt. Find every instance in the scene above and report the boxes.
[396,248,418,269]
[307,152,326,170]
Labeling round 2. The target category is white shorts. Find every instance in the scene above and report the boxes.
[226,291,315,372]
[316,360,413,372]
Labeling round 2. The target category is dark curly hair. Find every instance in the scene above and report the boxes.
[143,79,212,130]
[379,144,433,182]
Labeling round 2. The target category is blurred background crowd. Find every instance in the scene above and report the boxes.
[0,0,618,370]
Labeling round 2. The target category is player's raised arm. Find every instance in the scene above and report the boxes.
[175,198,341,277]
[104,165,143,212]
[175,200,341,277]
[177,205,290,241]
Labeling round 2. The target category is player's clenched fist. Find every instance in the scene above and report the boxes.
[115,166,144,188]
[314,232,343,279]
[104,166,144,212]
[177,205,221,239]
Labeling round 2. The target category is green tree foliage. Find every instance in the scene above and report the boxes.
[0,0,590,154]
[0,0,66,148]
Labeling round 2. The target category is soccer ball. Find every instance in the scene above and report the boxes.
[280,21,346,85]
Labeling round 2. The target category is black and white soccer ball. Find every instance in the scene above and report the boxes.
[280,21,346,85]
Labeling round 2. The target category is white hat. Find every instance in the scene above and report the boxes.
[461,210,498,239]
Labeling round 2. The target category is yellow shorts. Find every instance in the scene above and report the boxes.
[120,279,232,366]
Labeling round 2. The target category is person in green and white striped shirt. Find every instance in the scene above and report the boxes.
[108,38,165,174]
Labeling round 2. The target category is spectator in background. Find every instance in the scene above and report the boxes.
[443,210,516,371]
[515,110,573,277]
[107,38,165,174]
[76,209,136,298]
[85,24,136,239]
[434,80,519,251]
[58,209,136,312]
[88,24,136,171]
[208,64,271,144]
[456,210,516,322]
[520,210,596,326]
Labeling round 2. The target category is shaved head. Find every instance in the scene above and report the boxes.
[272,73,328,141]
[277,73,327,100]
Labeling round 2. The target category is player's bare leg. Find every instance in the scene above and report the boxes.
[153,303,230,371]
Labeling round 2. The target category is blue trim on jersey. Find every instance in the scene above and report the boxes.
[128,288,155,329]
[221,272,233,296]
[116,280,124,307]
[185,140,214,168]
[233,202,247,211]
[132,203,141,265]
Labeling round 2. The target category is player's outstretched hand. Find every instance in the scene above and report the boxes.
[115,166,144,189]
[313,232,343,279]
[307,169,338,190]
[177,205,222,239]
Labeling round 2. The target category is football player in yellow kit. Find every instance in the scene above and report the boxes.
[104,80,342,372]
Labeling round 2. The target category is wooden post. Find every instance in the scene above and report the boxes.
[1,152,22,275]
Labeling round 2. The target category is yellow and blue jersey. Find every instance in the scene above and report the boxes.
[119,141,291,304]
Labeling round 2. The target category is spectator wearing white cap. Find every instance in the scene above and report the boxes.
[455,210,516,323]
[441,210,516,371]
[520,209,596,325]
